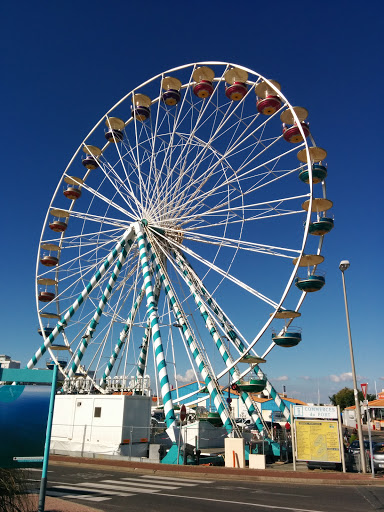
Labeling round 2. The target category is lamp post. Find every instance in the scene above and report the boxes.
[339,260,366,473]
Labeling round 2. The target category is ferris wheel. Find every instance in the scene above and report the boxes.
[28,62,333,438]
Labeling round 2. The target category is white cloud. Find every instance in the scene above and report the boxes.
[274,375,289,381]
[380,377,384,381]
[300,376,312,381]
[329,372,352,383]
[176,369,195,383]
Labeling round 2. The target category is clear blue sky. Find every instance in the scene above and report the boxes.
[1,1,382,404]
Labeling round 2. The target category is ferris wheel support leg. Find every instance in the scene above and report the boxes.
[135,223,177,436]
[175,249,290,422]
[174,251,266,435]
[136,319,151,379]
[67,239,133,380]
[146,238,233,435]
[136,275,161,380]
[27,226,135,370]
[99,286,146,389]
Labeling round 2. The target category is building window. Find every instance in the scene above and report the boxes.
[94,407,102,418]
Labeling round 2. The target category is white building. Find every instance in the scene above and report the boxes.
[0,355,20,369]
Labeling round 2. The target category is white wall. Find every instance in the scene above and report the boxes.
[51,394,151,455]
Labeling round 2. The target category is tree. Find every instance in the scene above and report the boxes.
[329,387,376,410]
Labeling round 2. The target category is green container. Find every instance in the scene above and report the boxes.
[237,379,266,393]
[273,332,301,348]
[207,412,223,426]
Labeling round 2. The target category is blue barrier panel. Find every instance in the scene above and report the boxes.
[0,368,54,384]
[0,370,53,468]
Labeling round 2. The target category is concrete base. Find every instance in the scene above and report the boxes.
[249,454,266,469]
[225,438,245,468]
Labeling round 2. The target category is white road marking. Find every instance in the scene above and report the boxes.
[156,492,329,512]
[46,489,113,502]
[251,490,311,498]
[79,481,160,494]
[119,477,193,488]
[139,475,213,484]
[54,484,132,497]
[65,494,111,502]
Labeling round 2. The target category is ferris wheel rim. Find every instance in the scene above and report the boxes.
[34,61,327,405]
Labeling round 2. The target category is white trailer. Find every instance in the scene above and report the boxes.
[51,394,151,458]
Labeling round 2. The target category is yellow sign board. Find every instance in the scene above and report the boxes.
[295,420,341,462]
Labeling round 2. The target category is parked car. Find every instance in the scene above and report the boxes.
[370,443,384,472]
[348,439,375,455]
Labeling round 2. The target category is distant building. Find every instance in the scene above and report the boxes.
[0,355,20,369]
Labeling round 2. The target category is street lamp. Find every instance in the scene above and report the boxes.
[339,260,366,473]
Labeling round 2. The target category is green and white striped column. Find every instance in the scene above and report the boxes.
[174,249,290,423]
[99,285,146,388]
[27,226,135,369]
[135,223,177,435]
[174,252,266,434]
[136,274,161,379]
[136,319,151,379]
[146,239,233,435]
[67,240,132,379]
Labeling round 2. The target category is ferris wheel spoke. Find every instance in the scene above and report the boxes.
[174,249,290,423]
[98,140,144,217]
[156,68,223,188]
[170,229,301,258]
[172,253,268,434]
[175,140,304,219]
[163,234,279,308]
[176,194,309,230]
[98,156,143,217]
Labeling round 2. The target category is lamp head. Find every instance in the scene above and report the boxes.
[339,260,350,271]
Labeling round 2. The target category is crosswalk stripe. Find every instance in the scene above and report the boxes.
[116,477,186,489]
[139,475,212,484]
[123,476,197,487]
[65,494,111,502]
[46,489,112,502]
[53,484,132,497]
[79,481,161,494]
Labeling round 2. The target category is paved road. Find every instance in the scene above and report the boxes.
[27,465,384,512]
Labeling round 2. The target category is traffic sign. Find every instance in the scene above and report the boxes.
[180,404,186,422]
[361,383,368,399]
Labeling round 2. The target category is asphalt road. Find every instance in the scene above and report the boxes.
[26,464,384,512]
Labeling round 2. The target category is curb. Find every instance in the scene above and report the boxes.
[50,455,384,487]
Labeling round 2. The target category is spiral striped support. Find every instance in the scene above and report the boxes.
[67,240,132,379]
[174,250,290,423]
[99,284,146,388]
[27,226,135,369]
[174,252,266,434]
[136,273,162,378]
[136,319,150,378]
[146,238,233,435]
[134,223,176,432]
